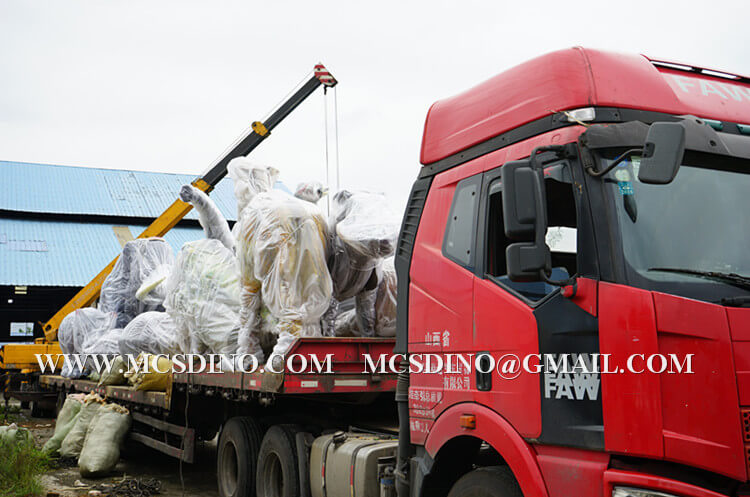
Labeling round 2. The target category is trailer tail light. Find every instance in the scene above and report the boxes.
[460,414,476,429]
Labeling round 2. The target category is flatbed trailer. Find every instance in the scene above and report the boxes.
[38,337,398,466]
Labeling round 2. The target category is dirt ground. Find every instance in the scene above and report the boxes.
[2,395,219,497]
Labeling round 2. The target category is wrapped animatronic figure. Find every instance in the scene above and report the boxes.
[229,159,332,367]
[324,190,400,337]
[98,238,175,328]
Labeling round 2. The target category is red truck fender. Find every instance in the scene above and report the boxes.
[424,403,549,497]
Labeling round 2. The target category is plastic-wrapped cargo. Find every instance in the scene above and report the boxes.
[330,190,399,264]
[58,308,117,378]
[78,403,131,477]
[164,239,241,363]
[228,157,279,215]
[294,181,327,204]
[334,258,397,337]
[325,190,400,337]
[230,162,332,364]
[43,394,85,455]
[119,311,177,357]
[135,264,172,305]
[60,393,105,459]
[80,327,125,376]
[180,184,235,252]
[99,238,175,328]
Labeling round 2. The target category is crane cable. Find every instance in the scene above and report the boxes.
[323,85,340,216]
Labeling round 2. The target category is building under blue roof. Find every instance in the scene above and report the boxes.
[0,160,246,343]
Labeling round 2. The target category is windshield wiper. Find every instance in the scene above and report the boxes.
[648,267,750,291]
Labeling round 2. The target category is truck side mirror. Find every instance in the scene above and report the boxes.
[501,160,551,281]
[638,122,685,184]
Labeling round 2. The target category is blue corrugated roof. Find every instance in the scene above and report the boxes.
[0,218,212,286]
[0,160,296,287]
[1,161,239,221]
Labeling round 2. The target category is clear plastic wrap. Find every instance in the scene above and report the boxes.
[99,238,175,328]
[164,239,241,362]
[374,257,397,336]
[81,327,125,375]
[78,403,131,477]
[180,184,235,252]
[81,327,123,356]
[332,258,397,338]
[135,264,172,305]
[294,181,327,204]
[227,158,279,214]
[58,308,117,378]
[324,190,399,337]
[232,167,332,364]
[119,311,178,357]
[330,190,400,265]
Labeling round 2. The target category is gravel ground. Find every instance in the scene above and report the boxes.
[2,394,219,497]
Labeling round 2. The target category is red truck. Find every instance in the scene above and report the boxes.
[40,47,750,497]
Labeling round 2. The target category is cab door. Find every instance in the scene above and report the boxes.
[472,156,603,447]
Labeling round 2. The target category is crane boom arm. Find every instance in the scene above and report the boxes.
[41,64,337,341]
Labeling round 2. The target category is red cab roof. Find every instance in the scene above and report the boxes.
[420,47,750,165]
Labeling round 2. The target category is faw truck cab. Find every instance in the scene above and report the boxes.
[392,47,750,497]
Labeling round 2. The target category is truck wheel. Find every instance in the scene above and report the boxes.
[256,425,301,497]
[217,417,263,497]
[447,467,523,497]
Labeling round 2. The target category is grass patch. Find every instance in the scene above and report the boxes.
[0,437,50,497]
[0,404,21,422]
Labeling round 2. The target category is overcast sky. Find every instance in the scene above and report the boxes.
[1,0,748,212]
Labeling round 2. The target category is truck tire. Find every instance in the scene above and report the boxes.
[217,417,264,497]
[447,467,523,497]
[256,424,301,497]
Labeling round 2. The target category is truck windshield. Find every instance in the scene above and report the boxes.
[600,151,750,303]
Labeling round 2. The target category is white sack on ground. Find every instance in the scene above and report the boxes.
[180,184,235,252]
[99,238,175,328]
[58,308,117,378]
[0,423,31,445]
[42,394,85,455]
[78,403,131,477]
[60,393,105,459]
[230,163,332,365]
[119,311,178,357]
[164,239,241,364]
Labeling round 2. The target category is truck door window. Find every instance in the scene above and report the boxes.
[442,176,481,269]
[485,174,578,302]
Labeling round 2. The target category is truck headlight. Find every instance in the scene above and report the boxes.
[613,487,680,497]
